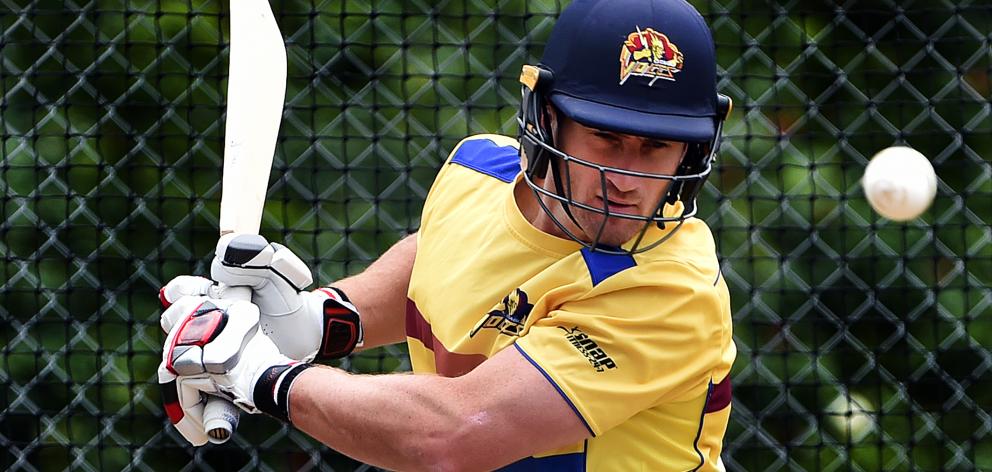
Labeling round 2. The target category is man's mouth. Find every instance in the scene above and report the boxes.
[594,197,639,215]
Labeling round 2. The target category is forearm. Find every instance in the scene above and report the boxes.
[288,366,478,471]
[331,234,416,349]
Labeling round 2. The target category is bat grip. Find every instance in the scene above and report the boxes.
[202,285,253,444]
[203,396,240,444]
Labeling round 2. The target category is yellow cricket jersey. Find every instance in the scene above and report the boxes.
[406,134,736,471]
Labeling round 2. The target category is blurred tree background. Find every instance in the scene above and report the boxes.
[1,0,990,470]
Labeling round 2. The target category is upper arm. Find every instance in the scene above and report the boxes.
[443,346,591,470]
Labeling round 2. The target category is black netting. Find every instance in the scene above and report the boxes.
[1,1,990,470]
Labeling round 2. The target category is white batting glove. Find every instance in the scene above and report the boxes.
[210,233,363,361]
[159,275,233,313]
[158,296,312,437]
[158,278,233,446]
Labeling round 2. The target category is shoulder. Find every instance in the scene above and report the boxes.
[445,134,521,183]
[635,218,721,278]
[419,134,520,232]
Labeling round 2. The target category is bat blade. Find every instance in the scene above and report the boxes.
[219,0,287,236]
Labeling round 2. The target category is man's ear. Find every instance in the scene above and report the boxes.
[546,105,560,126]
[543,105,559,144]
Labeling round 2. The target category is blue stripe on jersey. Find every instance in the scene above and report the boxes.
[513,343,595,437]
[499,451,587,471]
[579,247,637,286]
[449,138,520,183]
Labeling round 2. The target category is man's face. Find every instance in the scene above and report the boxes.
[541,114,687,247]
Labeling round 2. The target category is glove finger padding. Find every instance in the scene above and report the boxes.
[159,296,223,446]
[158,366,209,446]
[159,297,215,446]
[159,275,222,309]
[211,233,313,299]
[165,298,232,376]
[211,233,325,360]
[200,301,261,375]
[160,297,244,408]
[209,234,363,362]
[161,294,295,415]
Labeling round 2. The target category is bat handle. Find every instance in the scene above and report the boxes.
[202,285,252,444]
[203,396,240,444]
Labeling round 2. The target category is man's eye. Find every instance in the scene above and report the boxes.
[647,140,669,149]
[594,132,619,142]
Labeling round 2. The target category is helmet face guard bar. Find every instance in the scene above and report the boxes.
[522,165,692,255]
[517,65,731,255]
[524,136,710,222]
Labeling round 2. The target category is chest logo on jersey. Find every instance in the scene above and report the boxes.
[559,326,617,372]
[470,289,533,338]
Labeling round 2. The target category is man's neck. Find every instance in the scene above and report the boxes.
[513,176,571,241]
[515,144,564,237]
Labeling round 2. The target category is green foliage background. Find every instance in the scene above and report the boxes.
[1,0,990,470]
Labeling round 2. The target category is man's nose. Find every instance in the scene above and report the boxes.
[605,169,641,194]
[604,153,646,193]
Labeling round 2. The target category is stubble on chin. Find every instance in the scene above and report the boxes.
[572,210,645,248]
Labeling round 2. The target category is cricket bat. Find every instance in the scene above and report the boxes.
[219,0,285,237]
[202,0,287,444]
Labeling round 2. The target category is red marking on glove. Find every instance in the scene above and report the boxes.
[164,401,185,424]
[177,309,225,347]
[160,379,184,423]
[316,287,342,301]
[159,287,171,309]
[165,302,207,375]
[320,317,358,358]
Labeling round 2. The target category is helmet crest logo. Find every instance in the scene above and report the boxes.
[619,27,684,86]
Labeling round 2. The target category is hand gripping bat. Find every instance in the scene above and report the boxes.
[201,0,287,444]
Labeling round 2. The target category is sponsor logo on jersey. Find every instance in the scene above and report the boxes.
[559,326,617,372]
[619,27,684,86]
[470,289,533,337]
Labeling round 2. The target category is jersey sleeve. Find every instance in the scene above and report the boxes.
[514,264,731,436]
[418,134,520,240]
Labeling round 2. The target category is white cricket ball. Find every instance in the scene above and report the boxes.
[862,146,937,221]
[825,392,875,442]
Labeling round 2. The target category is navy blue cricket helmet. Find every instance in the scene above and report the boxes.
[518,0,732,254]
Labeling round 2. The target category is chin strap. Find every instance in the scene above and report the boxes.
[548,156,584,230]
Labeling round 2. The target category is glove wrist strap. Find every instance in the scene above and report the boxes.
[314,287,364,360]
[253,363,313,422]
